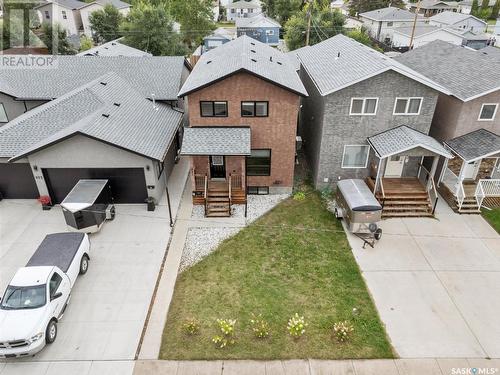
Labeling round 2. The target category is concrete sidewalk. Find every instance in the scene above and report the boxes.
[134,358,500,375]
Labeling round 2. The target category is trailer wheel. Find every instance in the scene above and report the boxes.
[46,320,57,344]
[79,254,89,275]
[374,228,382,241]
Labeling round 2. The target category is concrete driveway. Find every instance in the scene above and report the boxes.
[346,199,500,358]
[0,160,188,371]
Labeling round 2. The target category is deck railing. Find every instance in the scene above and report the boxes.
[442,167,467,210]
[418,163,439,214]
[194,173,206,191]
[475,179,500,208]
[204,174,208,217]
[228,173,232,213]
[231,173,242,190]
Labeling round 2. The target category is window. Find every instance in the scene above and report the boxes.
[342,145,370,168]
[246,149,271,176]
[248,186,269,195]
[387,21,393,27]
[478,104,498,121]
[241,101,268,117]
[393,97,423,115]
[44,10,50,19]
[61,10,67,19]
[200,101,228,117]
[350,98,378,115]
[266,29,274,35]
[0,103,8,123]
[49,272,62,297]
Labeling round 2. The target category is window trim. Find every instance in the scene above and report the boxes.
[341,145,370,169]
[478,103,498,121]
[393,97,423,116]
[0,103,8,123]
[246,148,272,176]
[200,101,228,117]
[240,101,269,117]
[61,10,67,19]
[349,97,379,116]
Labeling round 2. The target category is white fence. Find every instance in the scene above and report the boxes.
[475,179,500,208]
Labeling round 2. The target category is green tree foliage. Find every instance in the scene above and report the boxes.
[471,0,480,15]
[261,0,303,24]
[89,4,123,43]
[79,35,93,52]
[40,22,76,54]
[349,0,406,16]
[285,7,345,51]
[121,1,187,56]
[481,0,490,11]
[345,28,383,51]
[492,0,500,19]
[168,0,215,48]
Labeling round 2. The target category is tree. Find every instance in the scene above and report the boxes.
[168,0,215,48]
[481,0,490,11]
[89,4,123,43]
[345,28,383,51]
[261,0,302,24]
[121,1,187,56]
[471,0,479,16]
[285,7,345,50]
[349,0,405,17]
[491,0,500,19]
[39,22,76,54]
[79,35,93,52]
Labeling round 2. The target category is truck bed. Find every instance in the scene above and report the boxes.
[26,233,85,273]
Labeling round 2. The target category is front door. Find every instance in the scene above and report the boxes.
[210,155,226,179]
[385,156,406,177]
[462,160,480,180]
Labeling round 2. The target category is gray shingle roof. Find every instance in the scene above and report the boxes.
[77,39,151,57]
[416,0,458,10]
[178,35,307,97]
[480,46,500,60]
[0,55,186,100]
[0,73,182,161]
[36,0,87,10]
[296,34,449,97]
[236,14,281,28]
[429,11,486,26]
[393,25,443,37]
[93,0,130,9]
[444,129,500,162]
[180,127,251,156]
[367,125,453,158]
[395,40,500,101]
[359,6,418,21]
[225,0,260,9]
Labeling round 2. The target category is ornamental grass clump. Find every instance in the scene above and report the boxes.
[333,320,354,342]
[287,313,307,338]
[182,318,200,335]
[249,314,270,339]
[293,191,306,201]
[212,319,236,348]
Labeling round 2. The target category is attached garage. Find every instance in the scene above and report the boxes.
[42,168,148,204]
[0,163,38,199]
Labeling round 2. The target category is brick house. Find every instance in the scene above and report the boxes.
[179,35,307,217]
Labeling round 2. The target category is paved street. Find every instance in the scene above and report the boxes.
[346,198,500,358]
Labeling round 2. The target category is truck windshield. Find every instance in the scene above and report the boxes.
[0,285,46,310]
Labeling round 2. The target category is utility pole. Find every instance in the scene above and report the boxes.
[305,0,312,46]
[409,0,421,50]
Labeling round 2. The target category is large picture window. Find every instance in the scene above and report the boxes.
[350,98,378,115]
[200,101,228,117]
[246,149,271,176]
[478,103,498,121]
[342,145,370,169]
[241,101,268,117]
[393,97,423,115]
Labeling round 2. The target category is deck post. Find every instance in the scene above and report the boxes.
[437,156,449,187]
[491,157,499,178]
[373,157,383,194]
[428,155,439,191]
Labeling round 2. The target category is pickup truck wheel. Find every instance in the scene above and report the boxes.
[46,320,57,344]
[79,254,89,275]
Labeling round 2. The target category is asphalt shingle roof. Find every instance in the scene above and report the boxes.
[479,46,500,60]
[416,0,458,10]
[77,40,152,57]
[225,0,260,9]
[180,127,251,156]
[296,34,449,97]
[178,35,307,97]
[368,125,453,158]
[395,40,500,101]
[359,6,418,21]
[37,0,87,9]
[444,129,500,162]
[93,0,130,9]
[0,55,186,100]
[0,73,182,161]
[430,11,486,26]
[236,14,281,28]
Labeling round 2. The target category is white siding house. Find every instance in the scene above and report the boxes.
[224,0,261,21]
[36,0,86,36]
[429,11,487,33]
[392,25,464,49]
[80,0,131,37]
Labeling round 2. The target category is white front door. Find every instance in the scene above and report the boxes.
[384,155,406,177]
[462,160,480,180]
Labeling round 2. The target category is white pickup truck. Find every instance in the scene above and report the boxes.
[0,233,90,358]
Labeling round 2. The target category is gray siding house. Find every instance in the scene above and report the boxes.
[236,14,281,46]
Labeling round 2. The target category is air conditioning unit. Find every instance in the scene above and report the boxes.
[296,136,303,151]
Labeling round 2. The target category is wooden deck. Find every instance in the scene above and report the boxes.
[367,177,433,218]
[192,177,246,217]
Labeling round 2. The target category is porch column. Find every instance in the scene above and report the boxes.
[427,155,439,191]
[438,157,449,187]
[373,157,384,195]
[207,157,211,179]
[241,157,246,191]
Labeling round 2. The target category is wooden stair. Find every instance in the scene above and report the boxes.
[206,183,231,217]
[455,196,481,214]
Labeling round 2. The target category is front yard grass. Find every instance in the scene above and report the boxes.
[160,189,393,360]
[482,208,500,233]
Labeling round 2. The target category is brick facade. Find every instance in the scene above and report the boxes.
[186,71,300,193]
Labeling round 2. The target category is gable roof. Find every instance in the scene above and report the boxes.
[225,0,260,9]
[180,127,251,156]
[296,34,450,97]
[0,55,186,101]
[444,129,500,162]
[430,11,486,26]
[395,40,500,101]
[178,35,307,97]
[393,25,457,38]
[36,0,87,10]
[413,0,458,9]
[1,73,182,162]
[359,6,418,22]
[236,13,281,28]
[93,0,130,9]
[367,125,453,159]
[77,39,151,57]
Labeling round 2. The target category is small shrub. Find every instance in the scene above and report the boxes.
[212,319,236,348]
[249,314,270,339]
[320,186,333,201]
[333,320,354,342]
[182,318,200,335]
[293,191,306,201]
[287,313,307,338]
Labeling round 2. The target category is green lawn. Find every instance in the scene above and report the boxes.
[215,21,235,28]
[482,208,500,234]
[160,190,393,360]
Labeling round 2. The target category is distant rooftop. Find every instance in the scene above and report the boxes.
[236,13,281,28]
[359,6,419,21]
[430,11,486,26]
[77,39,151,57]
[411,0,458,10]
[36,0,87,9]
[225,0,260,9]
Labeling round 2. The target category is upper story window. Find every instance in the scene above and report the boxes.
[387,21,393,27]
[478,103,498,121]
[44,10,50,19]
[350,98,378,115]
[241,101,268,117]
[61,10,67,19]
[200,101,228,117]
[0,103,8,123]
[266,29,274,35]
[393,97,423,115]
